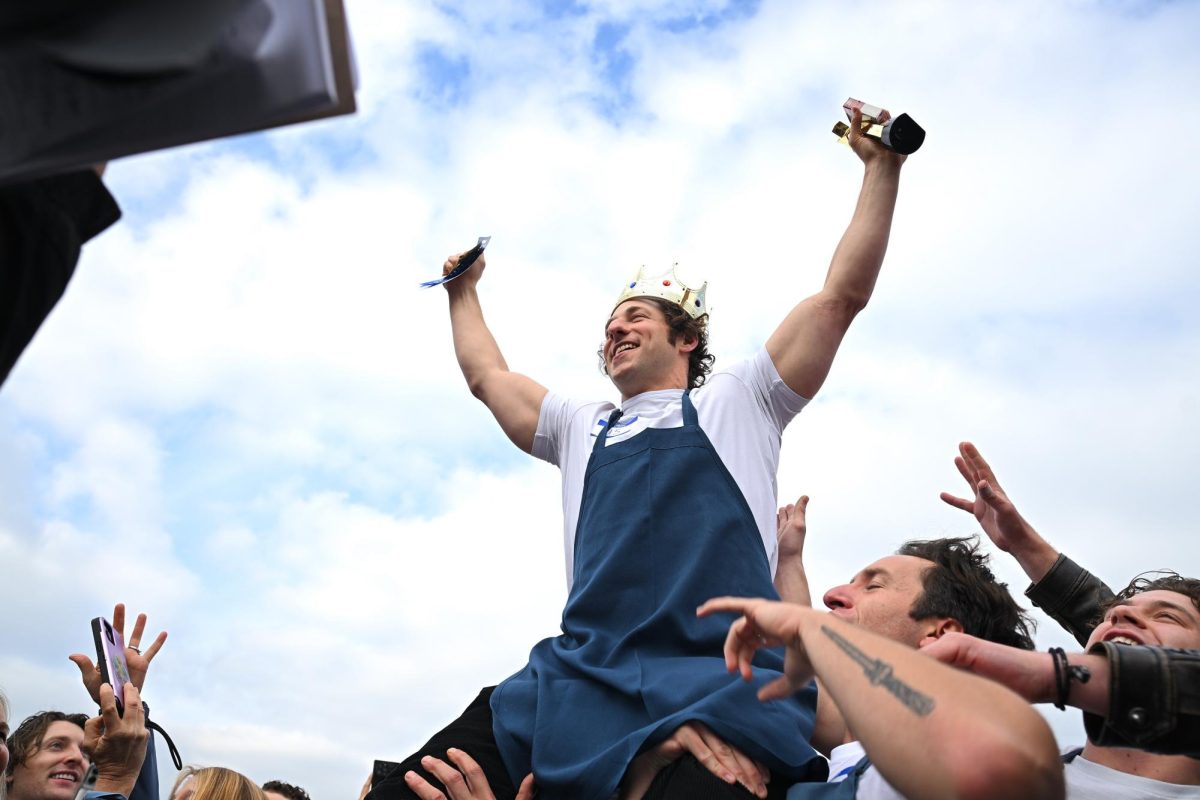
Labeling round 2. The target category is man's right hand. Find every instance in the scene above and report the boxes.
[442,250,487,293]
[939,441,1059,581]
[85,683,149,797]
[402,749,533,800]
[620,721,769,799]
[774,495,812,606]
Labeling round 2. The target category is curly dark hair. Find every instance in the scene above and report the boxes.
[598,296,714,389]
[5,711,89,781]
[1106,571,1200,617]
[262,780,311,800]
[897,536,1036,650]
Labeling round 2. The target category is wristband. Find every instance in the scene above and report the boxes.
[1049,646,1091,710]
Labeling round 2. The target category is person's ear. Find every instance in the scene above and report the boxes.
[678,332,699,354]
[917,617,963,648]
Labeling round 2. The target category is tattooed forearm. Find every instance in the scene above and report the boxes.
[821,625,936,716]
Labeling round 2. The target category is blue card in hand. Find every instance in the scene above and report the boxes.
[420,236,491,288]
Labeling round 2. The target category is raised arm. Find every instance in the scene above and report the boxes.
[941,441,1115,643]
[765,110,905,399]
[699,598,1064,800]
[443,251,548,453]
[773,495,811,606]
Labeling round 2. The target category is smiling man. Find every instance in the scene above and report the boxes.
[924,573,1200,798]
[5,714,92,800]
[4,685,148,800]
[374,110,907,800]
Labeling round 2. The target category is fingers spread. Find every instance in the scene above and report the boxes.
[129,613,147,648]
[143,631,168,662]
[953,455,976,489]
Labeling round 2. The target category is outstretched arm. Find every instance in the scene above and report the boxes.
[443,251,548,453]
[699,598,1064,800]
[925,632,1200,757]
[765,110,905,399]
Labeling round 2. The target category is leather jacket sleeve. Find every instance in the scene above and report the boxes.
[1024,553,1115,647]
[1083,643,1200,757]
[1027,553,1200,756]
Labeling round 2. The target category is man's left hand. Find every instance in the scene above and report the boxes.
[70,603,167,706]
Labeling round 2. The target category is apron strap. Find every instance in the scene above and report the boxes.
[682,390,698,427]
[593,407,624,454]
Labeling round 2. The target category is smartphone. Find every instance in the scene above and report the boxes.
[91,616,131,714]
[372,760,404,789]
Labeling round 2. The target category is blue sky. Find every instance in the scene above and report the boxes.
[3,0,1200,797]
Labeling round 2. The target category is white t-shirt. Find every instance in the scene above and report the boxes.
[1063,751,1200,799]
[813,742,1200,800]
[819,741,903,800]
[533,348,808,588]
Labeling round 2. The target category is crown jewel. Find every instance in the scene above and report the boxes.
[613,264,708,319]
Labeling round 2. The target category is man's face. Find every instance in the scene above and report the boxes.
[822,555,943,648]
[6,721,89,800]
[603,299,693,397]
[1086,589,1200,651]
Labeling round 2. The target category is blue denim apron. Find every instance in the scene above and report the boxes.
[491,392,824,799]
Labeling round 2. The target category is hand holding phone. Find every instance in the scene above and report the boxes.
[91,616,132,715]
[72,604,167,711]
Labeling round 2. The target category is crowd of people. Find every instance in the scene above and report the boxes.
[0,607,318,800]
[3,107,1198,799]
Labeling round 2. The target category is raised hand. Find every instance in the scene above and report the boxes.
[85,683,149,796]
[774,495,812,606]
[441,249,487,293]
[776,495,809,564]
[70,603,168,706]
[939,442,1058,581]
[847,109,906,168]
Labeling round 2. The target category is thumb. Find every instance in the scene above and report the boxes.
[516,774,536,800]
[978,481,1006,509]
[83,715,104,749]
[757,675,794,702]
[69,653,96,676]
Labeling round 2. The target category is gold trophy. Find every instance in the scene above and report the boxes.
[833,97,925,155]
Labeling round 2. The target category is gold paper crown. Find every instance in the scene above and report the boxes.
[613,264,708,319]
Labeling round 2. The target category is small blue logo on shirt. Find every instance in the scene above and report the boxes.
[591,415,639,438]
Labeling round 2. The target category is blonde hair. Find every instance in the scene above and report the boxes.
[169,767,267,800]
